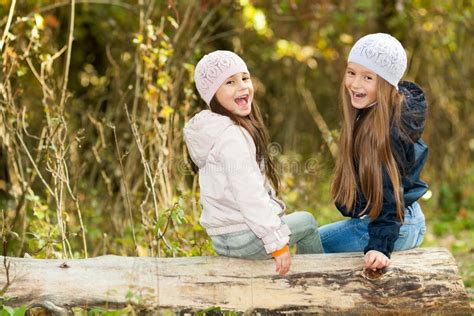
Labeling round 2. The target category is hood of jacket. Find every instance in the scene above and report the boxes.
[183,110,235,168]
[398,81,427,142]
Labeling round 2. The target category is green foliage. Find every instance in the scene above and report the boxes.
[72,306,133,316]
[195,306,240,316]
[0,305,26,316]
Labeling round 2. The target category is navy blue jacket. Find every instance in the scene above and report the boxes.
[336,81,429,258]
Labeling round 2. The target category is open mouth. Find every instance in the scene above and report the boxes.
[352,91,366,99]
[234,94,250,107]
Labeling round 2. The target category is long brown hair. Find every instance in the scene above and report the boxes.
[331,76,405,221]
[209,97,280,193]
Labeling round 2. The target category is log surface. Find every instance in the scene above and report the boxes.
[0,247,471,314]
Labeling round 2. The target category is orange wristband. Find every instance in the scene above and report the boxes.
[271,244,289,257]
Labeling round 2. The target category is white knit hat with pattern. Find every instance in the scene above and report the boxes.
[194,50,249,105]
[348,33,407,88]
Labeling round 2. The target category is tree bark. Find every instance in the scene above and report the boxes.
[0,247,471,314]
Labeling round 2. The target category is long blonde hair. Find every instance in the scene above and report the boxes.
[331,76,405,221]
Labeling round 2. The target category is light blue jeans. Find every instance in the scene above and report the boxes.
[319,202,426,253]
[210,211,324,259]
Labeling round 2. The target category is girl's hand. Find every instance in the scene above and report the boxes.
[272,245,291,275]
[364,250,391,270]
[274,251,291,276]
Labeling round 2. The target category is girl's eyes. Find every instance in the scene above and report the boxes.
[226,77,250,84]
[346,71,373,80]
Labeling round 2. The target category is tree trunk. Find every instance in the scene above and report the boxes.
[0,247,471,315]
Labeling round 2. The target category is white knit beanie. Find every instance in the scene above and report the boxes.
[348,33,407,88]
[194,50,249,105]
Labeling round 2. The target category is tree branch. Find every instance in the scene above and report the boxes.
[0,0,16,53]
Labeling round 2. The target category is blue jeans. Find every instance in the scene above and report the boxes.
[210,211,324,259]
[319,202,426,253]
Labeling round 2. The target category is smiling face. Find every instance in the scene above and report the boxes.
[344,62,378,109]
[214,72,254,117]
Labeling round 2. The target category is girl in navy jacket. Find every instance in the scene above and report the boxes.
[320,33,429,271]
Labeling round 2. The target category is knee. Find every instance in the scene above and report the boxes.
[299,211,318,232]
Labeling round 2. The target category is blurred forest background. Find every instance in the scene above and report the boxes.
[1,0,473,306]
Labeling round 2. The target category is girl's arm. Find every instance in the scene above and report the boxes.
[364,83,427,258]
[216,126,290,254]
[364,167,402,258]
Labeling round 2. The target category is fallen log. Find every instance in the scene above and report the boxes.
[0,247,471,314]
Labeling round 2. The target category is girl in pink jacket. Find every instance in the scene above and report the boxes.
[184,51,323,276]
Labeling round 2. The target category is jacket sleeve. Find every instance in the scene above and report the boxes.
[364,167,402,258]
[216,126,290,254]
